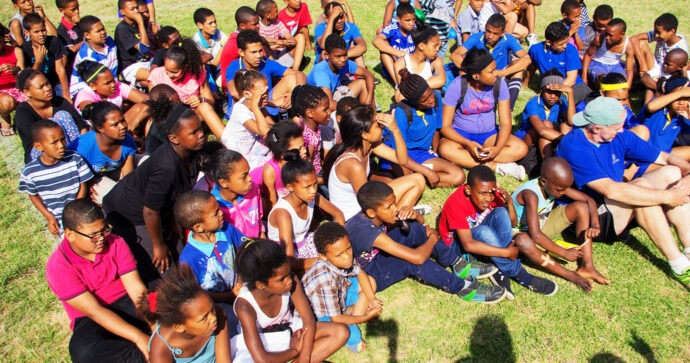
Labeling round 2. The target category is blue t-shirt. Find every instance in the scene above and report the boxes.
[344,213,385,269]
[314,22,362,63]
[560,20,586,45]
[68,130,137,177]
[388,96,442,151]
[462,32,523,70]
[381,23,416,55]
[225,58,287,91]
[518,94,568,133]
[307,59,359,93]
[624,106,642,129]
[528,42,583,85]
[638,105,690,153]
[179,222,246,293]
[555,128,661,198]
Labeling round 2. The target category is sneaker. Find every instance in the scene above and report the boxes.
[523,275,558,296]
[452,258,498,279]
[673,267,690,285]
[413,204,432,215]
[375,103,382,112]
[526,33,538,47]
[495,162,526,180]
[457,278,506,304]
[374,77,382,85]
[489,270,514,300]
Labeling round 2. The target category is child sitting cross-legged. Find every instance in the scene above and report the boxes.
[267,158,345,274]
[512,157,610,289]
[582,18,635,89]
[175,190,248,337]
[232,239,349,362]
[345,181,506,303]
[438,165,567,299]
[257,0,305,70]
[302,222,383,353]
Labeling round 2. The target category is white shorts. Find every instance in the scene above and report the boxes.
[121,60,151,85]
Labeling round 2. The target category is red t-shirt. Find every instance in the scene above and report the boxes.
[219,31,239,89]
[0,45,18,89]
[277,3,313,36]
[45,235,137,330]
[438,185,504,246]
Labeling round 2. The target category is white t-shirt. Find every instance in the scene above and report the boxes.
[221,100,271,169]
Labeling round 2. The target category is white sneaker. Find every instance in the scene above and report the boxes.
[526,33,538,47]
[496,163,526,180]
[413,204,432,215]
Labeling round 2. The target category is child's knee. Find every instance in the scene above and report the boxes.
[0,94,16,113]
[514,233,535,251]
[569,201,589,219]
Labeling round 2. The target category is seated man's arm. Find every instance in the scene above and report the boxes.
[587,177,685,207]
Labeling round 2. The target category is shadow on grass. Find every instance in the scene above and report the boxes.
[455,315,514,363]
[365,318,399,362]
[589,351,625,363]
[629,329,657,363]
[624,233,690,292]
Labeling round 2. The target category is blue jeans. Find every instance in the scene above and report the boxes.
[363,221,467,294]
[468,207,523,277]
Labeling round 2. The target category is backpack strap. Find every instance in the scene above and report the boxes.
[395,101,414,127]
[493,76,504,112]
[455,77,469,111]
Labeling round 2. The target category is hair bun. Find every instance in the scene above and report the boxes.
[398,68,411,82]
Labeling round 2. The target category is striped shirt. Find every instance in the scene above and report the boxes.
[19,151,94,226]
[70,37,119,97]
[260,21,290,50]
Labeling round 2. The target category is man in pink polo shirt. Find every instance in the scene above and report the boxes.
[46,199,150,363]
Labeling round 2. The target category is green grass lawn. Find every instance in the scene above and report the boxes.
[1,0,689,361]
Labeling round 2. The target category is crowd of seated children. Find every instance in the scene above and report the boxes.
[2,1,690,360]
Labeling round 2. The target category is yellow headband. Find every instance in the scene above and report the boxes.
[600,82,628,91]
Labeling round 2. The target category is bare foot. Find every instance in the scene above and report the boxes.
[577,267,611,285]
[570,272,593,292]
[348,339,367,353]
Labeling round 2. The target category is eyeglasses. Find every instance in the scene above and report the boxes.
[72,225,112,243]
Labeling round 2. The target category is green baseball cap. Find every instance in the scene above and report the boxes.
[572,97,626,127]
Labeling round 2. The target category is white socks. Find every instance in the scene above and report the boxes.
[669,256,690,275]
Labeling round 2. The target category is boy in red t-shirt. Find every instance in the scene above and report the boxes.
[277,0,314,51]
[218,6,260,89]
[438,165,559,299]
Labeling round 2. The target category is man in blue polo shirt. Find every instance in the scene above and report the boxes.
[308,34,374,110]
[448,14,531,109]
[556,97,690,285]
[225,29,306,117]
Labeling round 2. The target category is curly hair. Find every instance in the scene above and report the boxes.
[164,37,203,80]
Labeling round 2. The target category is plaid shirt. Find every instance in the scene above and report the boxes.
[301,259,362,318]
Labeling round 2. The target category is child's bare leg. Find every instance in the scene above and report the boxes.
[300,27,314,51]
[425,157,466,187]
[438,138,482,168]
[195,103,226,138]
[124,103,150,133]
[538,137,553,159]
[273,71,306,101]
[576,239,610,285]
[380,53,396,82]
[0,93,16,135]
[389,173,426,209]
[310,322,350,362]
[346,79,369,105]
[353,55,366,68]
[483,134,529,163]
[564,201,610,285]
[291,33,307,71]
[526,3,537,34]
[515,233,593,292]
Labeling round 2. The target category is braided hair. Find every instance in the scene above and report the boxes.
[398,68,430,104]
[291,85,328,118]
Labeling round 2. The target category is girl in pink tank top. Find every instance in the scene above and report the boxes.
[263,120,309,211]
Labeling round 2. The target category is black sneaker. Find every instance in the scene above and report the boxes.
[524,275,558,296]
[452,258,498,279]
[489,270,514,300]
[457,278,507,304]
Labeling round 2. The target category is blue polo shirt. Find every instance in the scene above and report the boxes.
[462,32,523,70]
[381,23,415,55]
[389,97,442,151]
[560,20,586,45]
[528,42,583,84]
[624,106,642,129]
[307,59,359,93]
[179,222,245,292]
[638,105,690,152]
[518,94,568,133]
[225,58,287,91]
[555,128,661,198]
[314,22,362,63]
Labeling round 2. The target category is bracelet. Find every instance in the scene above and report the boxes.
[200,96,206,104]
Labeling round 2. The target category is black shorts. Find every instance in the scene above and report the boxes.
[595,202,631,243]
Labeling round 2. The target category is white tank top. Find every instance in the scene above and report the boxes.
[404,54,433,80]
[328,152,370,221]
[593,36,628,65]
[233,285,292,331]
[267,198,314,245]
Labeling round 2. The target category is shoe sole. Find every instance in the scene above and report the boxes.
[488,274,514,300]
[544,282,559,297]
[480,289,508,304]
[475,266,499,279]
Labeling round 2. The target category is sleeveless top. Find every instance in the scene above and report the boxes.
[267,158,289,199]
[149,323,217,363]
[404,54,433,80]
[593,36,628,65]
[0,45,18,89]
[267,197,317,258]
[234,284,293,332]
[328,152,370,221]
[8,13,28,42]
[511,178,555,231]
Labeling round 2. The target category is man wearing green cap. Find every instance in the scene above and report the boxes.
[556,96,690,284]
